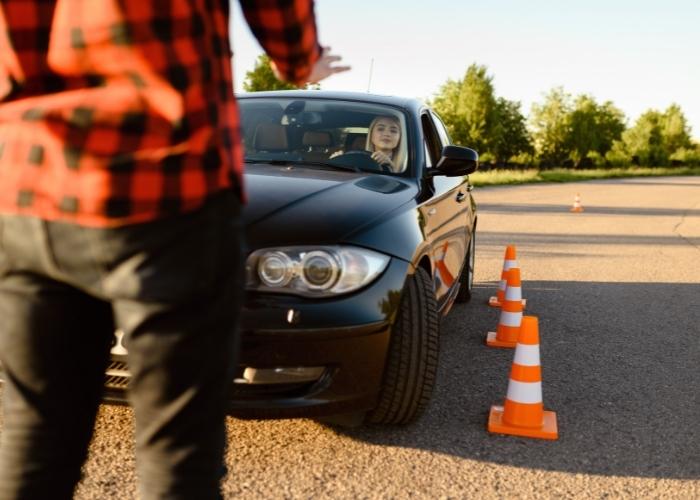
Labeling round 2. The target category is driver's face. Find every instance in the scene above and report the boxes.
[371,118,400,151]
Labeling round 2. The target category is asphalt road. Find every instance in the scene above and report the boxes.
[2,176,700,498]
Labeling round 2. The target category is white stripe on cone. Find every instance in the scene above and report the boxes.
[513,344,541,366]
[503,259,517,271]
[506,380,543,404]
[499,310,522,327]
[505,286,522,301]
[498,279,507,291]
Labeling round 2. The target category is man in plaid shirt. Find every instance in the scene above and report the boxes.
[0,1,348,498]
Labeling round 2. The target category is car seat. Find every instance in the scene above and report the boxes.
[254,123,289,152]
[302,131,333,162]
[345,133,367,151]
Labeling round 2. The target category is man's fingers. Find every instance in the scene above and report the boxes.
[305,48,350,83]
[329,65,351,74]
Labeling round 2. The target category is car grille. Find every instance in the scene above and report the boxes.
[0,360,132,391]
[105,360,131,390]
[1,359,322,402]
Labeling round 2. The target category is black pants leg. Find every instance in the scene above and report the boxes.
[0,239,114,499]
[0,191,243,500]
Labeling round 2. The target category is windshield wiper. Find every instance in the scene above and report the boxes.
[244,158,360,172]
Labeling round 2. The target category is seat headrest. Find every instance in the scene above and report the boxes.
[302,131,332,147]
[254,123,288,151]
[348,134,367,150]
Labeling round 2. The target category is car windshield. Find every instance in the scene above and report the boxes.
[238,98,409,174]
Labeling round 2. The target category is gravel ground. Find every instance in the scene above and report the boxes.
[2,176,699,498]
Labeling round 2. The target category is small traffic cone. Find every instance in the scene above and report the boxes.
[488,316,558,440]
[570,193,584,212]
[489,245,526,308]
[486,268,523,348]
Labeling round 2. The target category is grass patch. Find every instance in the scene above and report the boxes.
[469,166,700,186]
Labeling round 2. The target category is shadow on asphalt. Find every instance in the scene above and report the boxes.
[477,203,700,218]
[329,281,700,481]
[585,180,700,188]
[478,231,699,248]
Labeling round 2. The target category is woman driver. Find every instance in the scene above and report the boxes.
[366,115,405,172]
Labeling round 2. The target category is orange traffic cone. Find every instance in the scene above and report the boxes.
[486,268,523,348]
[570,193,584,212]
[488,316,558,440]
[489,246,526,308]
[489,246,518,307]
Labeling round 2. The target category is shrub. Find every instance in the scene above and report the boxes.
[670,147,700,166]
[586,151,605,168]
[605,148,631,167]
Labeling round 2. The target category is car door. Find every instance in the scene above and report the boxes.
[419,111,471,308]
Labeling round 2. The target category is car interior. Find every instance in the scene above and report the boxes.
[239,99,408,172]
[250,123,368,163]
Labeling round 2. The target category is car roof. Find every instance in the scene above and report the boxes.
[236,90,425,114]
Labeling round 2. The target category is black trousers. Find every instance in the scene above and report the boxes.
[0,191,243,500]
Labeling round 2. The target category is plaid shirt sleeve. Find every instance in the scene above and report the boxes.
[239,0,321,85]
[0,0,320,227]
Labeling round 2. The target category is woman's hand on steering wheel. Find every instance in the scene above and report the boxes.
[371,151,394,170]
[330,150,393,173]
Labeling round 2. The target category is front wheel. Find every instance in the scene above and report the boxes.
[366,267,439,425]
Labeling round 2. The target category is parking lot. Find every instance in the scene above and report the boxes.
[2,176,699,498]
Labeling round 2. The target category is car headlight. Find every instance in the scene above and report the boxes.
[246,246,390,297]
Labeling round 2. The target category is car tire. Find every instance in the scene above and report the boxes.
[366,267,439,425]
[455,232,475,303]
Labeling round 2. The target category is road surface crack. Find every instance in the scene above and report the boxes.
[673,199,700,252]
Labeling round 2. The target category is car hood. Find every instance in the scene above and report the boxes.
[242,164,417,248]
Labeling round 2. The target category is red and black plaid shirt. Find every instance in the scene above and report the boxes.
[0,0,320,226]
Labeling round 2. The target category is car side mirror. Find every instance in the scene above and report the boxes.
[431,146,479,177]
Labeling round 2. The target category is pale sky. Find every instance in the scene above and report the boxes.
[230,1,700,139]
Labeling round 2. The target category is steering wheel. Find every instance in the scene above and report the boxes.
[330,150,393,173]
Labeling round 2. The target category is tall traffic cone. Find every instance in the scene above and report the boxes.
[486,268,523,348]
[570,193,584,212]
[489,245,526,308]
[488,316,558,440]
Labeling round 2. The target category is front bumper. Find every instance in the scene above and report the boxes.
[103,257,411,419]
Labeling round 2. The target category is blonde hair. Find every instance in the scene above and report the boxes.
[366,115,406,172]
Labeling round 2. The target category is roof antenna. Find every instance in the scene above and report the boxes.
[366,58,374,93]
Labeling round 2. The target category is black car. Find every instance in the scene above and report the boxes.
[104,91,479,425]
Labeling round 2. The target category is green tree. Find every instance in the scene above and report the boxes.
[242,54,319,92]
[595,101,627,156]
[661,104,693,153]
[431,64,498,154]
[492,98,533,165]
[566,95,625,167]
[620,110,666,166]
[529,87,572,166]
[616,104,693,166]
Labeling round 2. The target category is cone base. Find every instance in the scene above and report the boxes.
[488,405,558,440]
[488,296,526,308]
[486,331,516,348]
[570,207,584,213]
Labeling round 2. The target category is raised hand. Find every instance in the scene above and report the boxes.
[305,46,351,84]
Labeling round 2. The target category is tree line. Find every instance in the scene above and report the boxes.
[430,64,698,169]
[242,57,698,168]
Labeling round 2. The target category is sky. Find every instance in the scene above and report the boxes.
[230,1,700,139]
